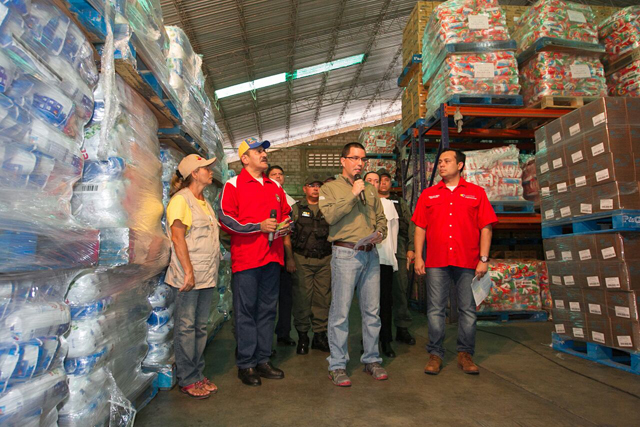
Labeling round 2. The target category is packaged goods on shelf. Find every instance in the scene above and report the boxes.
[608,60,640,97]
[359,127,397,155]
[599,6,640,65]
[512,0,599,56]
[402,1,439,66]
[462,145,524,202]
[477,260,547,312]
[364,159,398,180]
[522,157,541,204]
[402,72,428,132]
[426,51,521,116]
[421,0,511,84]
[143,272,175,369]
[520,52,606,107]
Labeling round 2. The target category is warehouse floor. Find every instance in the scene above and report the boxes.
[137,307,640,427]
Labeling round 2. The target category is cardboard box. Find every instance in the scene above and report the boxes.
[548,145,566,173]
[610,320,640,351]
[625,97,640,126]
[580,98,627,133]
[536,153,550,178]
[569,161,592,189]
[566,287,584,313]
[582,289,607,317]
[606,290,640,320]
[535,126,547,151]
[543,239,558,262]
[402,2,438,66]
[554,191,576,220]
[546,119,565,147]
[595,233,640,262]
[548,266,564,288]
[573,261,601,289]
[588,153,636,187]
[592,181,640,214]
[570,316,588,341]
[573,235,598,262]
[571,186,595,217]
[583,125,631,160]
[561,109,584,140]
[586,317,613,347]
[550,285,568,310]
[564,136,587,166]
[629,126,640,152]
[599,261,640,291]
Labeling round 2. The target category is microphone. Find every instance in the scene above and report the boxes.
[268,209,277,247]
[354,174,366,205]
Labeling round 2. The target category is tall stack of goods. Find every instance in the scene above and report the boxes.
[537,97,640,352]
[463,145,525,202]
[0,1,100,424]
[61,61,170,424]
[600,7,640,98]
[420,0,520,117]
[359,127,398,181]
[512,0,606,107]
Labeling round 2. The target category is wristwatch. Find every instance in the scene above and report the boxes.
[479,256,489,263]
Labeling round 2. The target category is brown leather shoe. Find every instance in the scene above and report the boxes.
[424,354,442,375]
[457,352,479,375]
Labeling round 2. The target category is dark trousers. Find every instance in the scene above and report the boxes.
[233,262,280,369]
[380,265,394,344]
[275,266,293,338]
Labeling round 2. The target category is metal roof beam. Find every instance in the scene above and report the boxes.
[234,0,264,140]
[310,0,349,133]
[284,0,299,139]
[360,45,402,122]
[336,0,393,127]
[169,0,236,146]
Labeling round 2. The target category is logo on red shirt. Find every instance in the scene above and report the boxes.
[275,194,280,202]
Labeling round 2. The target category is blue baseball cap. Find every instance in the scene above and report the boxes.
[238,137,270,158]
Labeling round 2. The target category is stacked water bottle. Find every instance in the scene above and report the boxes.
[0,1,100,424]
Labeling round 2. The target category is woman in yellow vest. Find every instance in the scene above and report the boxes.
[165,154,221,399]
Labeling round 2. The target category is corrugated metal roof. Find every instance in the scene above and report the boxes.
[160,0,638,157]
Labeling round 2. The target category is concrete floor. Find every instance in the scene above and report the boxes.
[136,308,640,427]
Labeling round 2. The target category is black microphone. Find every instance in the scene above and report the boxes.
[354,174,366,205]
[268,209,277,247]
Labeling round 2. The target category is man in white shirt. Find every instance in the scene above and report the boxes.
[364,171,399,358]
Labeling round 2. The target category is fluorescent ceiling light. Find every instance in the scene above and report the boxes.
[215,54,366,100]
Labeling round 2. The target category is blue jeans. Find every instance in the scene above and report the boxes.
[426,266,476,358]
[328,246,382,371]
[173,287,217,387]
[233,262,280,369]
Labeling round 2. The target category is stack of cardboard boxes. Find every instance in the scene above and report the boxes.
[536,97,640,351]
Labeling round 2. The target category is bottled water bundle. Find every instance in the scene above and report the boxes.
[142,272,175,370]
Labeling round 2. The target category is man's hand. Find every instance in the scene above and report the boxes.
[475,260,489,278]
[280,218,292,231]
[371,231,384,245]
[351,179,365,197]
[406,250,415,270]
[260,218,277,233]
[414,257,426,276]
[180,270,196,292]
[286,256,296,273]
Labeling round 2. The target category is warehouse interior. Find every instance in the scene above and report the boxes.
[3,0,640,426]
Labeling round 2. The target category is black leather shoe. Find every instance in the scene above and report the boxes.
[256,362,285,379]
[277,336,296,346]
[297,331,309,355]
[238,368,261,386]
[396,327,416,345]
[312,332,330,352]
[381,341,396,358]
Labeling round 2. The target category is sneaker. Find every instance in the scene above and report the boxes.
[328,369,351,387]
[363,362,388,380]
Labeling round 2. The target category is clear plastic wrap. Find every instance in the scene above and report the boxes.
[477,260,546,312]
[599,6,640,64]
[421,0,511,83]
[520,52,606,107]
[426,51,520,116]
[143,272,175,369]
[462,145,524,201]
[358,127,396,155]
[608,60,640,97]
[512,0,599,56]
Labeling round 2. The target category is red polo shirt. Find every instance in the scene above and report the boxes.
[218,168,292,273]
[412,178,498,269]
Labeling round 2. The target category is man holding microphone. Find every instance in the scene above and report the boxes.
[412,149,497,376]
[218,137,291,387]
[319,142,388,387]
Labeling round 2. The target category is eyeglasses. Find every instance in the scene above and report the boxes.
[343,156,368,163]
[307,183,322,188]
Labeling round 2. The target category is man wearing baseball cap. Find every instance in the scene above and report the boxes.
[218,137,292,386]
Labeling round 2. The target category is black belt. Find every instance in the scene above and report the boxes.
[333,241,374,252]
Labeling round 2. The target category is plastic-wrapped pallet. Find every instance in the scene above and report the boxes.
[608,60,640,97]
[358,127,397,155]
[0,1,99,424]
[160,145,185,208]
[143,273,175,370]
[599,6,640,65]
[426,51,521,116]
[421,0,511,84]
[512,0,599,56]
[462,145,524,202]
[477,260,546,312]
[519,52,606,107]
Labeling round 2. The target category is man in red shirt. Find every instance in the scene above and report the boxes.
[412,149,497,375]
[218,137,292,387]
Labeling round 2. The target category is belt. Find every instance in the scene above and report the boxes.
[333,241,374,252]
